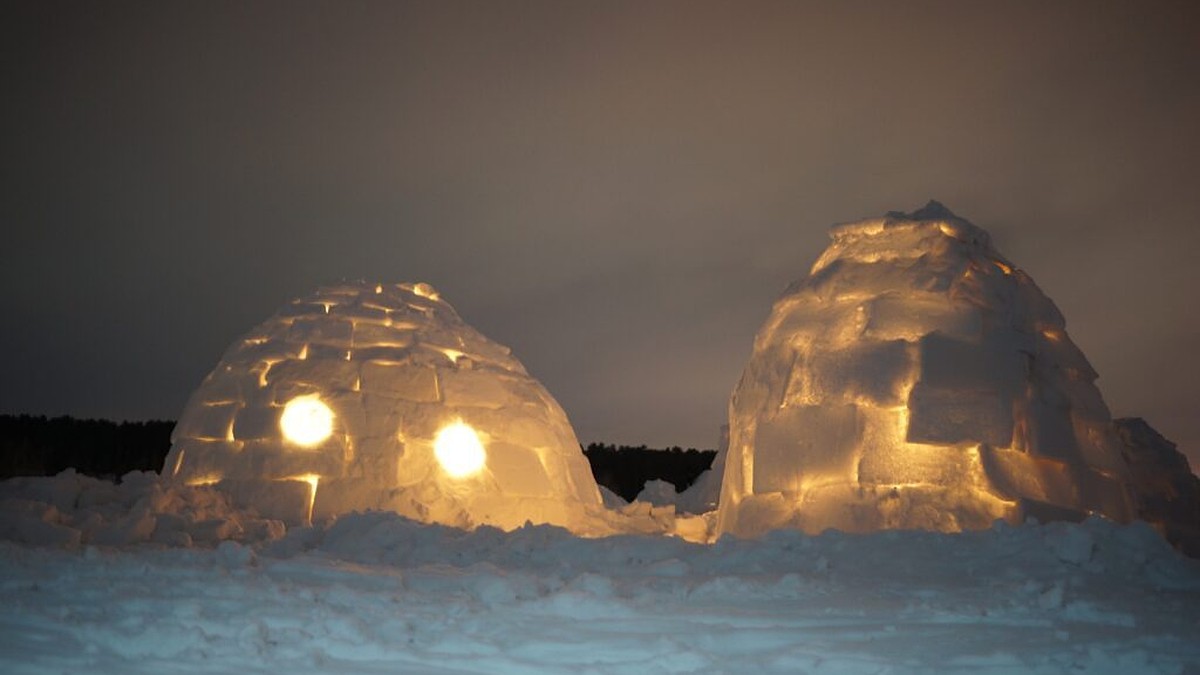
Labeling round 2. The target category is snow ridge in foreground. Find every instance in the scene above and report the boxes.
[2,473,1199,674]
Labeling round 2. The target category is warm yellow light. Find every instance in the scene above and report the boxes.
[413,282,439,300]
[439,348,465,364]
[280,395,334,446]
[283,474,321,525]
[434,421,486,478]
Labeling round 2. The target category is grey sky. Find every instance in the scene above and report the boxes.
[3,1,1198,469]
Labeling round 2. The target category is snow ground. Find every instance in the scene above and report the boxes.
[2,474,1199,674]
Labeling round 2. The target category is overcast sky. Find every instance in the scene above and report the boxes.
[2,1,1198,468]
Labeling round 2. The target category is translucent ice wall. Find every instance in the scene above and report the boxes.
[165,282,602,533]
[716,202,1136,538]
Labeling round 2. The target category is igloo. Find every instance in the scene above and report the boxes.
[716,202,1141,538]
[165,281,603,533]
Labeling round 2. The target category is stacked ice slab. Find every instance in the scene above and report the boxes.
[716,202,1137,538]
[165,282,602,533]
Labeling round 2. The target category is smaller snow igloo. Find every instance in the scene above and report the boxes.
[165,282,602,533]
[716,202,1139,538]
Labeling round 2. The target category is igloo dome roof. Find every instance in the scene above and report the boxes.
[165,281,602,532]
[716,203,1137,538]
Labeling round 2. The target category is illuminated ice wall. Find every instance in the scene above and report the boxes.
[165,282,602,532]
[716,203,1137,538]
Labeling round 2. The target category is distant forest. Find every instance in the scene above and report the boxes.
[582,443,716,501]
[0,415,174,480]
[0,415,717,502]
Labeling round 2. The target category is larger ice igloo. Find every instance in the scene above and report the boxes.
[716,202,1140,538]
[165,282,603,533]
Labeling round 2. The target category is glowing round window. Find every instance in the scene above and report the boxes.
[280,395,334,447]
[434,422,486,478]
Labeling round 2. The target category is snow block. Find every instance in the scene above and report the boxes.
[482,442,554,498]
[232,404,279,441]
[217,478,313,526]
[730,345,797,417]
[193,371,258,405]
[751,404,861,494]
[978,445,1080,507]
[915,332,1022,395]
[174,401,240,441]
[165,439,242,482]
[267,359,359,391]
[1011,397,1081,463]
[353,322,415,348]
[360,362,439,401]
[276,301,333,318]
[305,343,352,361]
[440,369,523,410]
[329,303,389,323]
[907,384,1013,447]
[864,294,982,343]
[286,317,354,347]
[352,346,413,362]
[767,298,864,347]
[311,478,391,522]
[857,440,979,487]
[791,339,913,407]
[250,438,347,480]
[221,339,304,366]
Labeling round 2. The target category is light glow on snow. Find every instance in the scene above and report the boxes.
[412,282,439,300]
[437,347,466,364]
[434,422,486,478]
[257,359,281,387]
[280,395,334,447]
[283,473,321,524]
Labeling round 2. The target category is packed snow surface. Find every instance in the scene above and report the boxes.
[3,472,1200,674]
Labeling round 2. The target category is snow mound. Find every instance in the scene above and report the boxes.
[165,281,603,534]
[718,202,1142,538]
[671,423,730,516]
[3,472,1199,673]
[0,469,697,548]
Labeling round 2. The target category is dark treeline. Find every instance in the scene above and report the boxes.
[583,443,717,502]
[0,415,174,480]
[0,415,717,502]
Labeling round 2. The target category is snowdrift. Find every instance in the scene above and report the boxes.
[2,470,1199,673]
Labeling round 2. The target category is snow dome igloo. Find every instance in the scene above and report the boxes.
[165,282,602,532]
[716,202,1138,538]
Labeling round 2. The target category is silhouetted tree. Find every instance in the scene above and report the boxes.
[583,443,716,502]
[0,414,716,498]
[0,415,174,480]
